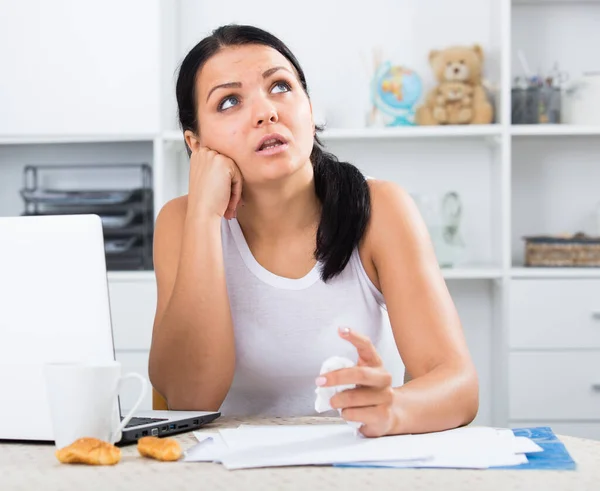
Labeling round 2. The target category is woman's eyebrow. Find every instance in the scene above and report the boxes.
[206,82,241,103]
[206,67,293,103]
[262,66,292,79]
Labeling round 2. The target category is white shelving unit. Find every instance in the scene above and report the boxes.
[2,0,600,437]
[511,268,600,278]
[0,135,158,145]
[511,125,600,136]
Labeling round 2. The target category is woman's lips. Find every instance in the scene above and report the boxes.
[255,142,289,156]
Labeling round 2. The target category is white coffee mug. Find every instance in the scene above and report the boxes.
[44,361,147,449]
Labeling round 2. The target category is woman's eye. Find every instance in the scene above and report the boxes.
[218,96,239,111]
[271,81,291,94]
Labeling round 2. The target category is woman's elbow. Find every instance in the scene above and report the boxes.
[460,364,480,426]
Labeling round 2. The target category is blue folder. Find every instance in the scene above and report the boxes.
[335,426,576,471]
[495,426,576,470]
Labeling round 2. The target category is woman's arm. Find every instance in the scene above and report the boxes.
[368,179,479,434]
[148,196,236,411]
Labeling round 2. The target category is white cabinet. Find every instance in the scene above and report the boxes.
[107,272,157,411]
[509,278,600,439]
[509,280,600,349]
[107,273,157,351]
[0,0,162,136]
[509,351,600,420]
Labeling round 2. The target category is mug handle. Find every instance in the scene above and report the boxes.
[109,372,148,444]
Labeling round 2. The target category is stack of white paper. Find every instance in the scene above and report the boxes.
[184,424,543,470]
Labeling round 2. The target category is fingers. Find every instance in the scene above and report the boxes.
[341,405,395,438]
[317,365,392,389]
[330,386,395,410]
[338,327,383,367]
[195,146,214,158]
[206,151,240,220]
[226,165,243,218]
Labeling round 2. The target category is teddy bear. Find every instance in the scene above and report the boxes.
[415,44,493,125]
[434,82,474,124]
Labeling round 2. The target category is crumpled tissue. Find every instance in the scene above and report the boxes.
[314,356,362,429]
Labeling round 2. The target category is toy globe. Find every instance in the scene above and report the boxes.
[371,62,422,126]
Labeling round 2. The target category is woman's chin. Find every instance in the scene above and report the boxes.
[251,158,305,182]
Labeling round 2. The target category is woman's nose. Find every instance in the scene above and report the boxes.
[254,102,278,127]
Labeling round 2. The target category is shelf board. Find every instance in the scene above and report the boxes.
[0,134,157,145]
[513,0,600,4]
[107,271,156,282]
[511,125,600,137]
[441,266,503,280]
[320,125,501,141]
[511,267,600,279]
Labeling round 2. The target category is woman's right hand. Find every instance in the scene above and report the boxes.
[187,147,243,220]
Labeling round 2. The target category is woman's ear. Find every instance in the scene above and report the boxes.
[184,130,201,154]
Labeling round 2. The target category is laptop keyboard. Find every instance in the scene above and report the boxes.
[122,417,169,428]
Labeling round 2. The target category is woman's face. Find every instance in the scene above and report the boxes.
[192,44,315,184]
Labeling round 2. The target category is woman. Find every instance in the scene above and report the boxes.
[148,24,478,438]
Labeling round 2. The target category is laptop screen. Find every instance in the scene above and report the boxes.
[0,214,118,441]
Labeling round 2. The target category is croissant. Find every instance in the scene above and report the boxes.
[137,436,182,462]
[55,437,121,465]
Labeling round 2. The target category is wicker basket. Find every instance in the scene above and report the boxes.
[524,233,600,267]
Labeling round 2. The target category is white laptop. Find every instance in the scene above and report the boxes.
[0,214,219,445]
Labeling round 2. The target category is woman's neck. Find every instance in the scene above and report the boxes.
[235,162,321,241]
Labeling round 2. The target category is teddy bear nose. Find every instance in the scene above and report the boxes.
[453,67,460,74]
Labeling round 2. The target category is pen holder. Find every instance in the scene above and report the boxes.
[512,86,561,124]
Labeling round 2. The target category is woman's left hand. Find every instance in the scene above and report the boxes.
[316,327,398,437]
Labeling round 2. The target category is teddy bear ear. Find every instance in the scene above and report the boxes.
[472,44,484,61]
[428,49,440,64]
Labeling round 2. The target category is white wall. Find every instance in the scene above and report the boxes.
[0,0,161,136]
[512,3,600,81]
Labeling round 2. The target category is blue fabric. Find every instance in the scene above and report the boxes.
[335,426,576,470]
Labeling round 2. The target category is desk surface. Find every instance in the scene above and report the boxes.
[3,416,600,491]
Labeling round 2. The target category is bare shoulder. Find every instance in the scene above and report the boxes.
[364,177,437,277]
[359,179,419,291]
[366,178,412,209]
[156,195,188,222]
[155,195,188,239]
[364,178,419,247]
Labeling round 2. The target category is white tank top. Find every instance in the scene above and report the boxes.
[218,217,405,417]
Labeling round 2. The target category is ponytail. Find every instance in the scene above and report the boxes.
[311,134,371,282]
